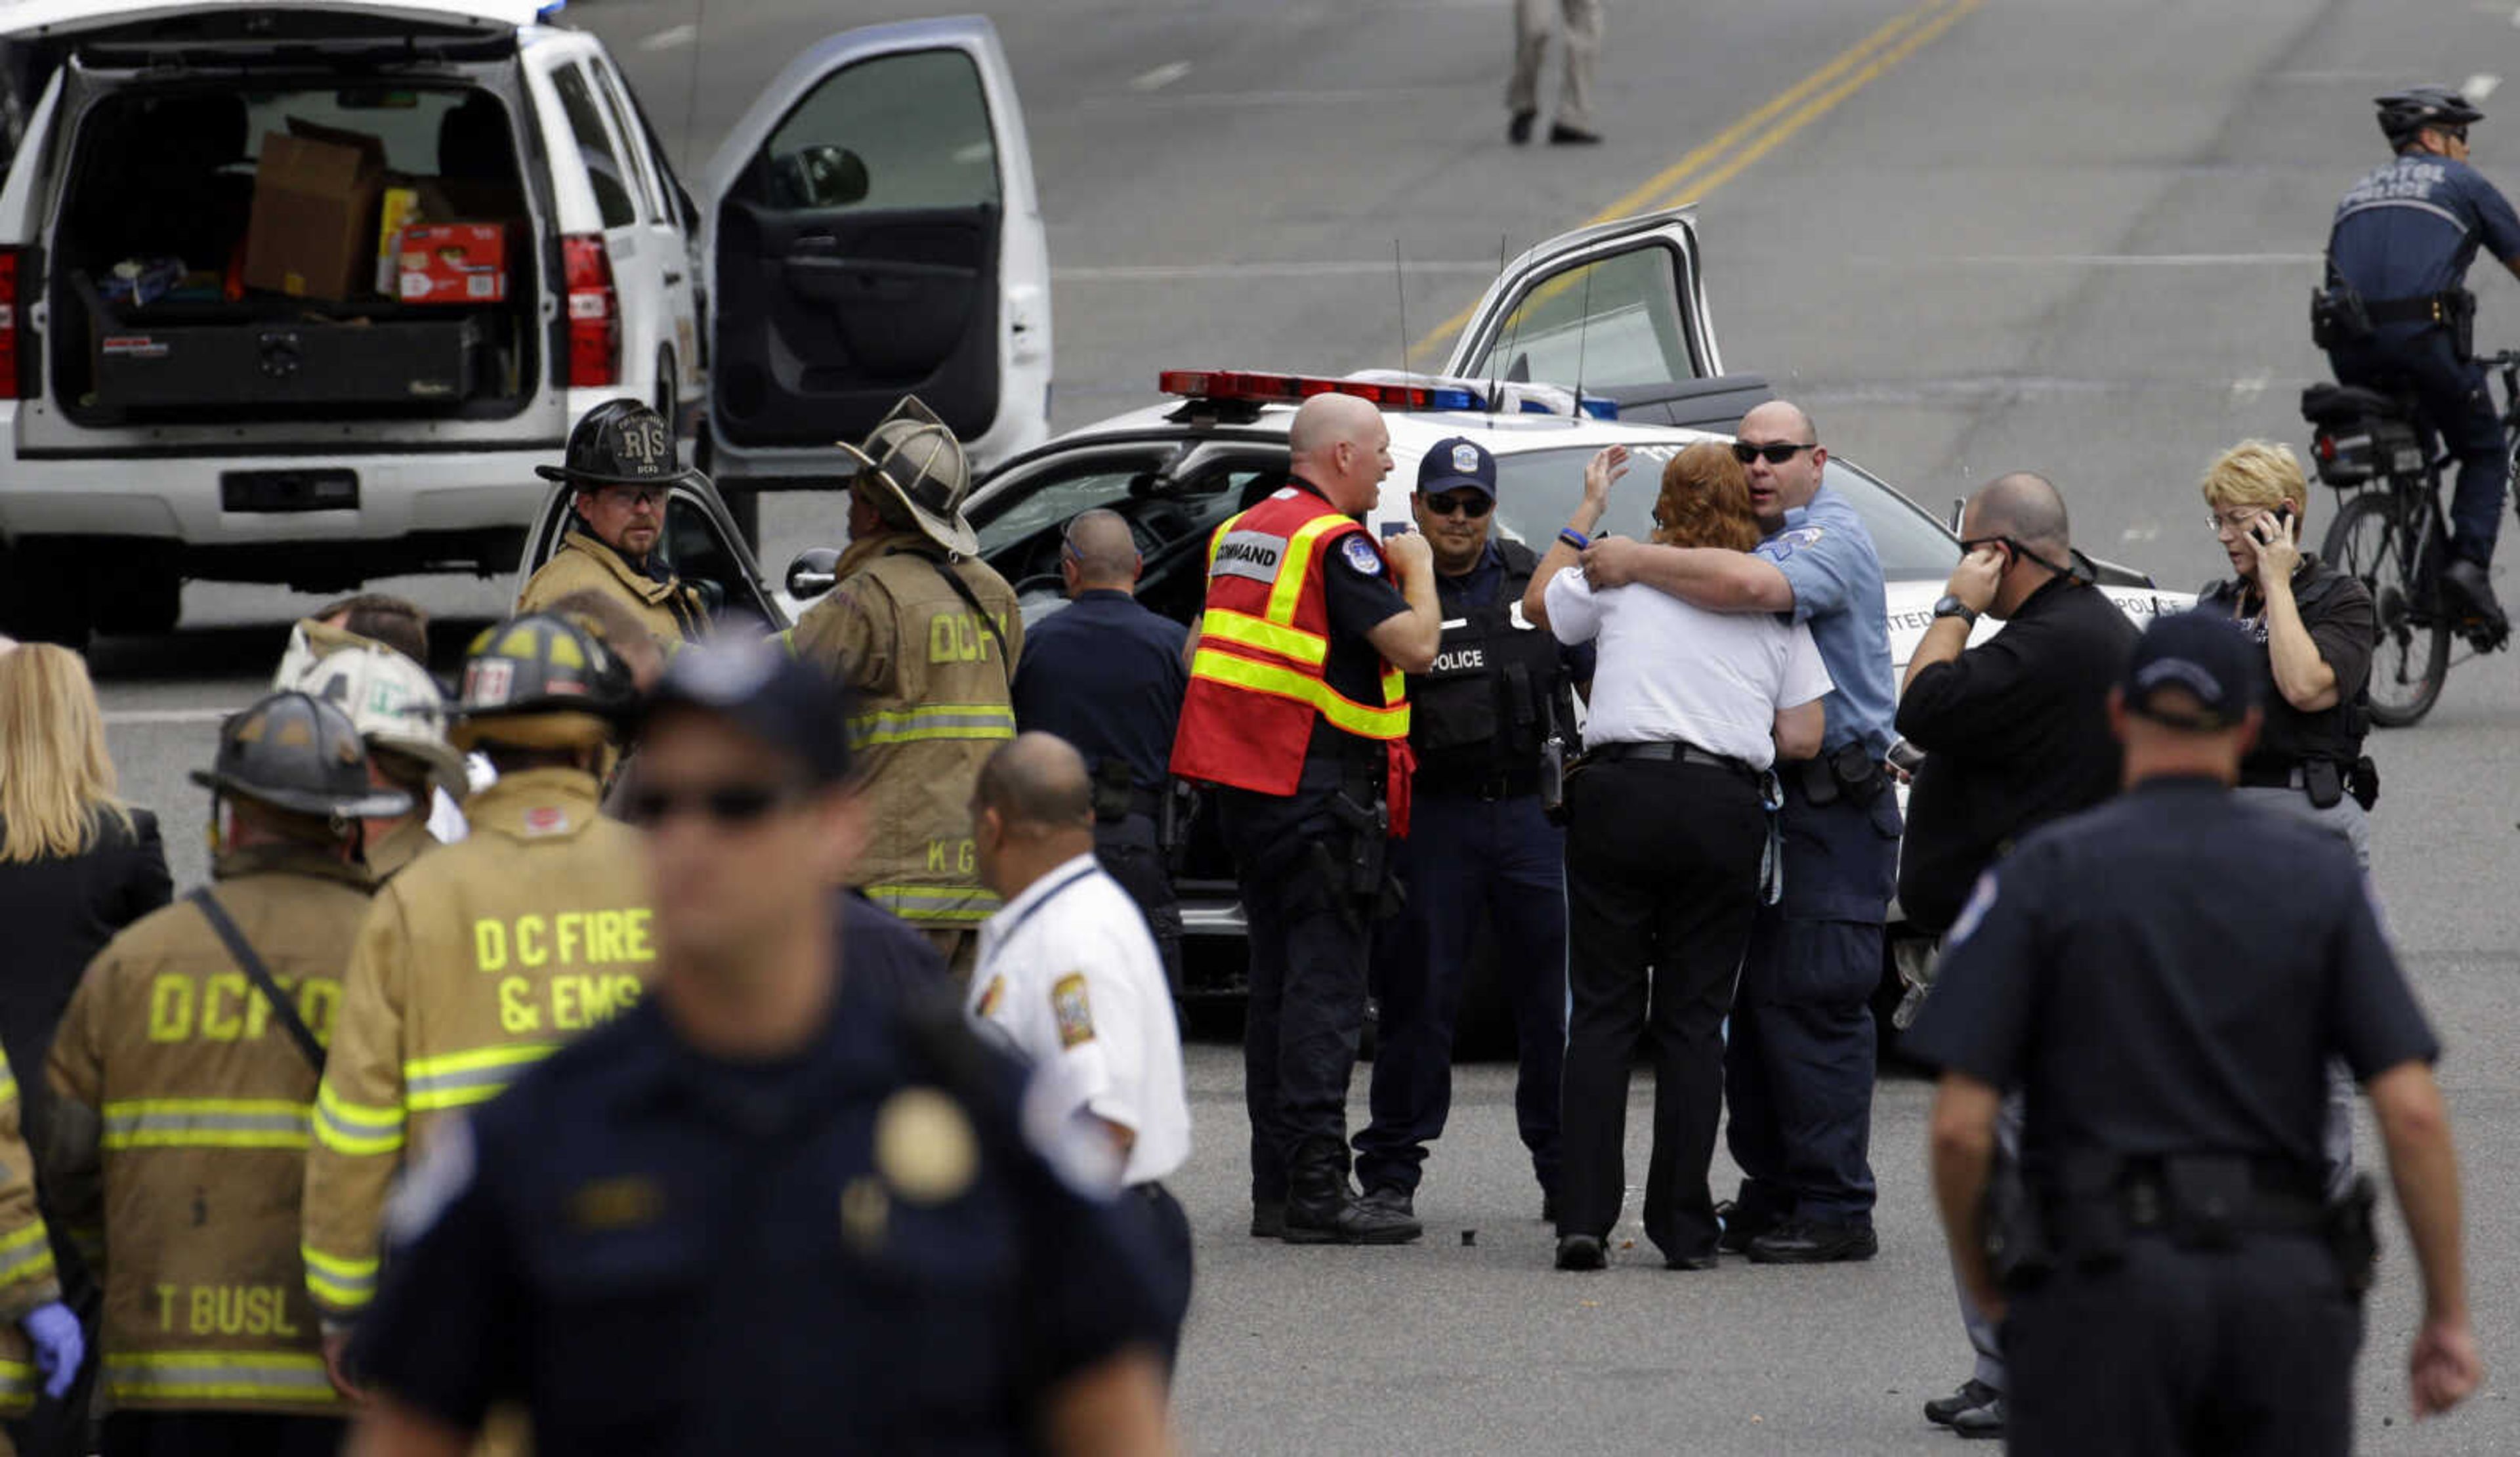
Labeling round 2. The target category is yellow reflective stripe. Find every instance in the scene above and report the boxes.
[1200,608,1326,667]
[845,702,1018,750]
[303,1243,379,1312]
[313,1084,406,1158]
[1190,649,1411,739]
[0,1073,18,1107]
[102,1097,311,1152]
[1267,516,1353,625]
[404,1042,558,1113]
[0,1221,51,1286]
[0,1355,31,1412]
[1205,511,1250,570]
[863,884,1000,925]
[105,1351,340,1406]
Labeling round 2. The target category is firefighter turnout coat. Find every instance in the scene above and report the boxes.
[302,768,654,1330]
[788,534,1022,932]
[45,844,371,1415]
[0,1049,60,1433]
[515,530,706,650]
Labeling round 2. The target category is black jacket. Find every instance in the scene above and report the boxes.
[0,809,171,1108]
[1895,578,2138,934]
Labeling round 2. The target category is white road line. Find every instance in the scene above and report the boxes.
[2468,74,2503,102]
[1867,253,2320,267]
[639,23,698,53]
[2231,373,2271,403]
[1129,61,1192,93]
[106,708,238,727]
[1054,261,1499,282]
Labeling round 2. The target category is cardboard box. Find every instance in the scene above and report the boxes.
[243,122,386,301]
[397,222,509,305]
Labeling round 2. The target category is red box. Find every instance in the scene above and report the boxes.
[396,222,509,306]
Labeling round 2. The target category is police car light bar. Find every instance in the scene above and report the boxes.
[1159,370,1484,413]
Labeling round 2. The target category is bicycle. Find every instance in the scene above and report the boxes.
[2300,350,2520,727]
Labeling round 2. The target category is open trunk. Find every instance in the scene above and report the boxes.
[46,72,541,425]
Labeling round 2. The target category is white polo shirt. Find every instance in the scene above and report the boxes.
[969,853,1191,1189]
[1543,564,1832,767]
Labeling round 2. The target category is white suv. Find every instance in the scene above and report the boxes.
[0,1,1050,644]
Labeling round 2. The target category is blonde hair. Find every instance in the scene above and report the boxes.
[0,645,131,862]
[2200,440,2306,513]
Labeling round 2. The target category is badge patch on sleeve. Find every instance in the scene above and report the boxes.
[1340,534,1384,576]
[1051,973,1097,1049]
[975,974,1007,1019]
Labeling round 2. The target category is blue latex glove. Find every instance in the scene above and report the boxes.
[20,1301,81,1399]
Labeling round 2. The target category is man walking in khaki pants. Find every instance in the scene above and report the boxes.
[1509,0,1603,145]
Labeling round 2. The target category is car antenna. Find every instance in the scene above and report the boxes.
[1392,238,1412,388]
[679,0,710,175]
[1486,233,1508,417]
[1571,260,1595,421]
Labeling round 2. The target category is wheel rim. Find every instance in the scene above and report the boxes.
[2330,496,2446,722]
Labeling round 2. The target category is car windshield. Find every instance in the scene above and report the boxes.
[1486,444,1959,581]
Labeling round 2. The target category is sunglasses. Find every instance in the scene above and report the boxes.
[621,780,808,829]
[591,485,669,509]
[1423,491,1493,518]
[1731,440,1818,465]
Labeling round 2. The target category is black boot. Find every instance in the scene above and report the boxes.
[1284,1143,1421,1245]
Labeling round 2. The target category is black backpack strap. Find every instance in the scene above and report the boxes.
[925,557,1015,683]
[186,889,326,1074]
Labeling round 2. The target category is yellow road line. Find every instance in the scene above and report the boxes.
[1407,0,1977,366]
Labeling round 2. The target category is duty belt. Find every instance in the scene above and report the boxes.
[1415,768,1541,802]
[2362,292,2460,327]
[1589,739,1755,780]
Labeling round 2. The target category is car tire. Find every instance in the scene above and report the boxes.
[92,546,182,638]
[0,538,95,650]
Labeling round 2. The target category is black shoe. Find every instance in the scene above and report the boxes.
[1664,1252,1718,1271]
[1547,123,1603,145]
[2445,557,2511,646]
[1509,109,1538,144]
[1925,1380,2001,1427]
[1284,1163,1422,1245]
[1950,1396,2006,1440]
[1360,1187,1415,1221]
[1746,1217,1878,1264]
[1714,1200,1772,1255]
[1250,1201,1285,1239]
[1555,1235,1606,1271]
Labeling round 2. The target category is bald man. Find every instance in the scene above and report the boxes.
[1171,392,1439,1246]
[1891,473,2138,1437]
[969,733,1194,1372]
[1010,509,1190,988]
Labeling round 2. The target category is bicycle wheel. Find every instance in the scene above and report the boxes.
[2324,490,2450,727]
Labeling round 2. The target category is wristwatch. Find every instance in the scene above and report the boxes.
[1931,595,1979,627]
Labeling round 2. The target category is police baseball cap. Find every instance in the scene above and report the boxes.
[2121,611,2266,731]
[640,635,856,786]
[1418,436,1498,500]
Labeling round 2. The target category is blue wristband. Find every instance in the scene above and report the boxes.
[1559,528,1591,551]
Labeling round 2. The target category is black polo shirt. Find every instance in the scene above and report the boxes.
[1297,480,1411,774]
[1011,589,1189,793]
[1904,777,2437,1185]
[1894,576,2139,933]
[2196,557,2376,773]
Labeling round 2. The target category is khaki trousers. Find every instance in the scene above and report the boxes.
[1509,0,1603,130]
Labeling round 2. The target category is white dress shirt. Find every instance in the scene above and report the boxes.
[1543,564,1832,767]
[969,853,1191,1189]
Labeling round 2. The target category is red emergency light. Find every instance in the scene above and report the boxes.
[1158,370,1481,412]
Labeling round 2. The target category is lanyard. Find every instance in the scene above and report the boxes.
[987,863,1099,954]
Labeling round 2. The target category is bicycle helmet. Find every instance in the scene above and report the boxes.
[2378,87,2485,148]
[451,611,637,751]
[190,692,412,822]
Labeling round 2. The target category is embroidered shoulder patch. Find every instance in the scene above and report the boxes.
[975,974,1007,1019]
[1051,973,1096,1049]
[1340,534,1383,576]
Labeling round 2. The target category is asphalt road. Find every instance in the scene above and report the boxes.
[80,0,2520,1449]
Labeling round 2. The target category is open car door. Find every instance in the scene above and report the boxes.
[699,16,1050,492]
[1441,208,1767,429]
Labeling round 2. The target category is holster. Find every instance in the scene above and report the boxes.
[1090,757,1136,823]
[2447,287,2479,360]
[2303,758,2345,811]
[2327,1173,2381,1294]
[1800,742,1884,808]
[2350,754,2380,812]
[2051,1150,2131,1271]
[1984,1151,2055,1288]
[1315,786,1400,930]
[1158,780,1198,874]
[2310,278,2373,350]
[1538,734,1569,826]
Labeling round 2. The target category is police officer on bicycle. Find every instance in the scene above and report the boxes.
[2319,86,2520,635]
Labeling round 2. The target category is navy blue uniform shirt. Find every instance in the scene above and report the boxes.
[352,900,1164,1455]
[2331,152,2520,313]
[1011,589,1188,793]
[1905,778,2437,1185]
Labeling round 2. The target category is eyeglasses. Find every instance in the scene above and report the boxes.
[2207,507,2267,534]
[1731,440,1818,465]
[1958,535,2011,558]
[1422,491,1493,519]
[593,485,669,510]
[621,780,807,829]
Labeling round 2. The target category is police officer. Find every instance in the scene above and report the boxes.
[789,397,1022,981]
[1582,400,1898,1263]
[1171,393,1440,1246]
[282,642,467,879]
[302,612,652,1399]
[1353,437,1586,1224]
[968,734,1194,1374]
[1008,509,1189,988]
[2321,87,2520,636]
[516,400,709,649]
[1907,613,2482,1455]
[47,692,404,1456]
[345,639,1174,1456]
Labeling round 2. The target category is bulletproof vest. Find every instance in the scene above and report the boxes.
[1408,541,1570,788]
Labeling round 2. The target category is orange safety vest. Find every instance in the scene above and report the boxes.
[1169,482,1416,835]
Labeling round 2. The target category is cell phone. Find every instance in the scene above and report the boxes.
[2276,504,2296,529]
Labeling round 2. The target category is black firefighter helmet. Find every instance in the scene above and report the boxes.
[452,611,638,751]
[535,399,698,491]
[190,691,413,822]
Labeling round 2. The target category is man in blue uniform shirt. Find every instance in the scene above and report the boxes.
[1355,437,1589,1225]
[2323,86,2520,632]
[1011,509,1191,987]
[345,638,1174,1457]
[1581,400,1899,1264]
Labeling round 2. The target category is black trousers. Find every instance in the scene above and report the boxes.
[1095,813,1184,995]
[1557,757,1765,1262]
[1222,784,1376,1202]
[101,1411,349,1457]
[2006,1235,2361,1456]
[1127,1183,1196,1378]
